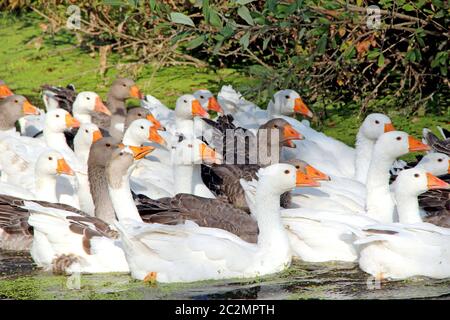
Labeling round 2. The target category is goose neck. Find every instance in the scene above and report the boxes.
[173,163,194,194]
[354,130,375,184]
[88,165,116,224]
[394,191,422,224]
[43,129,68,150]
[34,175,58,203]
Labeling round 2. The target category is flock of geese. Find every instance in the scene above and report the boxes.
[0,78,449,283]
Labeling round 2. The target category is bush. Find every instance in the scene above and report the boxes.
[4,0,449,119]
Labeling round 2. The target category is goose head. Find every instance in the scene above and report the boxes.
[416,152,450,176]
[123,118,166,147]
[375,131,430,159]
[175,94,209,120]
[106,145,154,188]
[35,150,74,177]
[259,118,303,148]
[396,168,449,197]
[272,90,313,118]
[285,158,330,181]
[72,91,111,117]
[88,137,122,169]
[0,80,13,98]
[257,163,319,195]
[74,123,103,150]
[45,109,80,133]
[173,138,221,165]
[193,89,223,114]
[125,107,164,131]
[109,78,143,100]
[0,95,40,129]
[360,113,395,140]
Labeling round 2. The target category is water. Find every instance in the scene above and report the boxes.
[1,250,449,300]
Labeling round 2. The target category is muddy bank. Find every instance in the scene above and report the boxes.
[1,250,449,300]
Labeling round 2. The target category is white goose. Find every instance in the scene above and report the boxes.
[274,131,430,262]
[356,168,450,280]
[115,162,305,283]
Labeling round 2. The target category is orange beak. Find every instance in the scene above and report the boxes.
[305,165,330,181]
[448,160,450,174]
[384,123,395,132]
[56,158,74,176]
[0,84,13,98]
[94,96,111,116]
[296,171,321,187]
[283,124,303,143]
[146,113,165,131]
[200,143,221,164]
[408,136,431,152]
[294,97,313,118]
[129,145,155,160]
[207,97,223,114]
[129,85,143,99]
[192,99,209,118]
[92,130,103,143]
[426,172,450,190]
[22,100,40,115]
[65,113,80,128]
[149,126,166,146]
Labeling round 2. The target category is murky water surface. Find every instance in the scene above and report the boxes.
[1,250,449,300]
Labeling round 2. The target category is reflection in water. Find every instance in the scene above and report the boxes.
[1,250,450,300]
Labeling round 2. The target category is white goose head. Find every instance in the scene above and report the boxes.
[175,94,209,120]
[72,91,111,117]
[271,90,313,118]
[416,152,450,176]
[45,109,80,133]
[396,168,449,197]
[123,118,166,147]
[74,123,103,154]
[193,89,223,114]
[360,113,395,140]
[375,131,431,159]
[35,150,74,177]
[172,138,220,166]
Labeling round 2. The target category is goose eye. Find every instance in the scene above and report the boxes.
[14,99,18,103]
[48,156,53,161]
[274,125,279,129]
[86,97,90,100]
[285,95,289,99]
[188,144,193,148]
[295,165,300,169]
[375,120,380,124]
[284,170,290,174]
[119,152,124,156]
[106,143,111,147]
[200,95,204,99]
[438,158,443,162]
[138,113,142,117]
[56,114,60,118]
[183,100,187,103]
[122,84,127,87]
[396,136,402,141]
[85,129,89,133]
[414,173,420,178]
[140,126,144,129]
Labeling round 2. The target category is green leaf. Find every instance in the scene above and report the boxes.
[220,23,235,38]
[316,34,327,54]
[367,50,380,60]
[263,37,270,50]
[170,12,195,27]
[239,31,251,49]
[212,40,223,55]
[440,66,447,76]
[186,35,206,50]
[236,0,256,4]
[378,53,385,67]
[402,4,415,11]
[237,6,254,26]
[208,9,222,28]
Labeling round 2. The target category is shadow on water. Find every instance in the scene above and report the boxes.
[1,251,449,300]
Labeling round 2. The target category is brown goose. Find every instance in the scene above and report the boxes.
[124,107,164,132]
[0,95,40,131]
[91,78,143,140]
